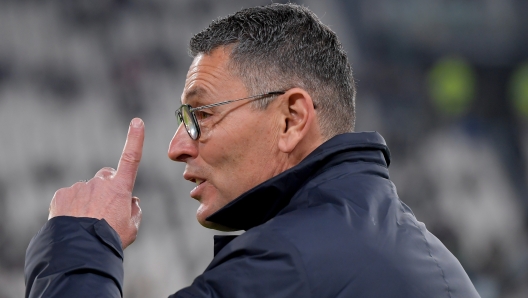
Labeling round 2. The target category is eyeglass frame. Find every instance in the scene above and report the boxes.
[175,91,286,140]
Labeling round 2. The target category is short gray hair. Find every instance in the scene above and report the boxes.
[189,3,356,138]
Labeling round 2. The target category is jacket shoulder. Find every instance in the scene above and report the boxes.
[264,168,480,298]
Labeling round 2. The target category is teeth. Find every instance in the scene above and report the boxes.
[195,179,203,185]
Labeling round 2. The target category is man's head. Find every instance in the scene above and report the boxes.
[189,3,356,138]
[168,4,356,230]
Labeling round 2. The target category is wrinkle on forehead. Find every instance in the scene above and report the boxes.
[182,87,207,105]
[181,47,244,105]
[182,57,225,105]
[186,49,232,80]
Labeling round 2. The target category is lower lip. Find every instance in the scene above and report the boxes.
[190,181,207,198]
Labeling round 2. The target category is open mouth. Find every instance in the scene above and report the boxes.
[189,178,207,199]
[192,178,206,186]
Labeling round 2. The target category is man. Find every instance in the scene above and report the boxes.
[25,3,480,297]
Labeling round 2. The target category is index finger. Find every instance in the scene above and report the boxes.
[116,118,145,191]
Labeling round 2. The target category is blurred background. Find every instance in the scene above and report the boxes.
[0,0,527,297]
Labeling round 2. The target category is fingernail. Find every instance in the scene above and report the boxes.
[131,118,143,128]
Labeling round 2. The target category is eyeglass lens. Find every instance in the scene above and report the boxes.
[180,105,199,139]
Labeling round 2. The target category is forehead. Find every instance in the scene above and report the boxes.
[182,47,245,105]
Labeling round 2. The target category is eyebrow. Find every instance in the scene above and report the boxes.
[182,87,208,105]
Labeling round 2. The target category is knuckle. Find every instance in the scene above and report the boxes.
[53,187,69,198]
[99,166,116,174]
[121,151,140,164]
[102,167,117,174]
[52,189,71,206]
[71,182,84,189]
[95,167,116,179]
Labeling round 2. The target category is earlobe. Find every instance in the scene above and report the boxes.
[277,88,316,153]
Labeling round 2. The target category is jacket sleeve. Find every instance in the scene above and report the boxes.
[170,229,312,298]
[25,216,124,298]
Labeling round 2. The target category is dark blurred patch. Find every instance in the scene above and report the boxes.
[146,46,180,72]
[0,179,10,268]
[429,223,460,263]
[480,242,505,276]
[186,0,213,16]
[0,179,24,270]
[110,46,180,121]
[32,64,81,106]
[57,0,170,28]
[112,56,146,120]
[57,0,122,27]
[0,59,13,88]
[32,162,64,186]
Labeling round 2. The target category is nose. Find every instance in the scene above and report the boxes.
[168,124,198,162]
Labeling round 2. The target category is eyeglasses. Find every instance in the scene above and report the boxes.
[176,91,285,140]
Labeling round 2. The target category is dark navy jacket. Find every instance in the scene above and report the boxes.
[25,132,480,297]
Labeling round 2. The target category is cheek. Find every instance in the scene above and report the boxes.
[199,115,255,168]
[199,135,242,168]
[198,112,280,197]
[198,133,246,198]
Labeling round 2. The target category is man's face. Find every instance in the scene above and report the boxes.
[168,47,287,230]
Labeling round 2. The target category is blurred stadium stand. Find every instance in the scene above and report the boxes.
[0,0,527,297]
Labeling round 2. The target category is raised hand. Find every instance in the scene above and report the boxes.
[49,118,145,249]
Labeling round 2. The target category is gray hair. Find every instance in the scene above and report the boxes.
[189,3,356,138]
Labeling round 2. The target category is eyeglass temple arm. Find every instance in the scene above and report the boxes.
[190,91,285,112]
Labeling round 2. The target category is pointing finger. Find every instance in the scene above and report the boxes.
[116,118,145,191]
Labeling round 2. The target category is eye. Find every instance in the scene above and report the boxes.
[194,110,212,121]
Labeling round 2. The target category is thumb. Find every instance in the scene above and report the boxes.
[131,196,142,231]
[122,196,142,249]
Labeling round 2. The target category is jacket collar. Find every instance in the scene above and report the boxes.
[206,132,390,231]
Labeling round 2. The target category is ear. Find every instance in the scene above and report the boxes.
[277,88,317,153]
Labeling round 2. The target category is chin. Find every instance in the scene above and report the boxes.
[196,205,233,231]
[201,220,237,231]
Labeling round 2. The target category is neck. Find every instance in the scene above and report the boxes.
[286,131,325,171]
